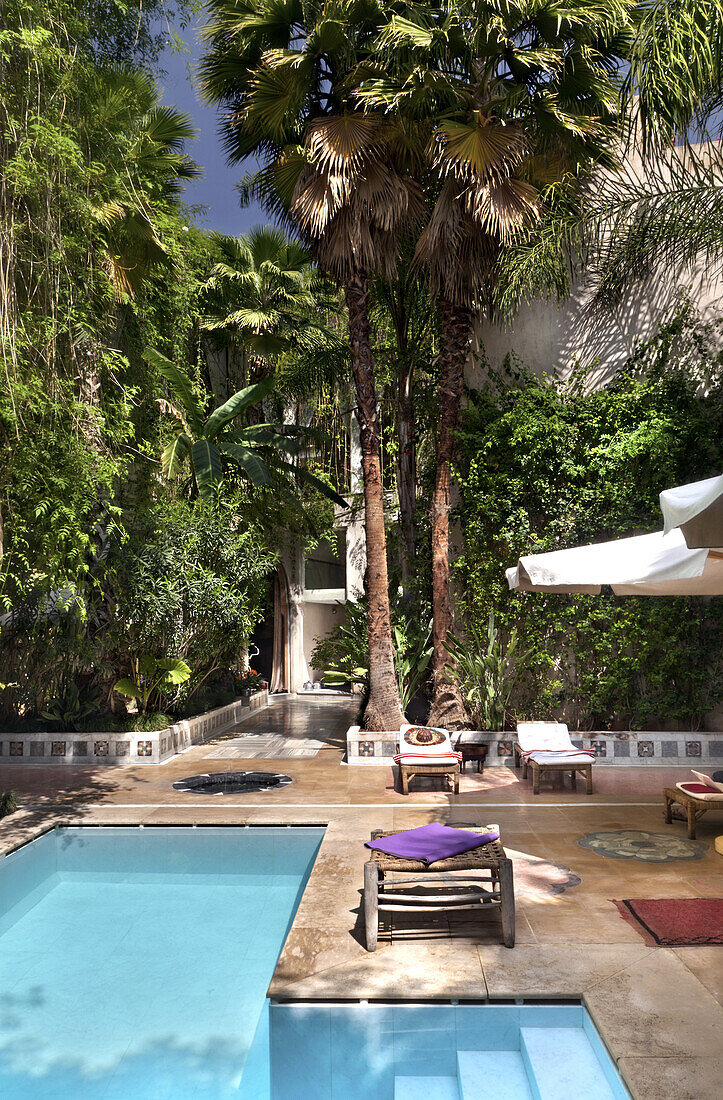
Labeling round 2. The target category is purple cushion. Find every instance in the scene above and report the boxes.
[365,822,500,865]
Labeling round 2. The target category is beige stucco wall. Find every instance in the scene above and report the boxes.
[470,143,723,387]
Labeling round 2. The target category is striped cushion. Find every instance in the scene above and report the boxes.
[523,749,595,764]
[394,752,462,765]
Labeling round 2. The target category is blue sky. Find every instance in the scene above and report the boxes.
[157,18,266,236]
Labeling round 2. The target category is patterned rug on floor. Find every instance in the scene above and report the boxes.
[613,898,723,945]
[205,734,325,759]
[578,830,708,862]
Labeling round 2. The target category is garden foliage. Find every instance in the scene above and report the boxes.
[454,311,723,729]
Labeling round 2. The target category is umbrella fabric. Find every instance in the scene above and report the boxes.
[660,474,723,549]
[506,528,723,596]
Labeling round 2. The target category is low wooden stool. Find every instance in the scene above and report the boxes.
[363,826,515,951]
[664,786,719,840]
[398,761,459,796]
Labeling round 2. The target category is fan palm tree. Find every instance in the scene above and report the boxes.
[200,0,422,730]
[496,0,723,321]
[365,0,634,726]
[147,347,348,509]
[203,226,315,372]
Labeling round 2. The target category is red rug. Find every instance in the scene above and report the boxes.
[613,898,723,946]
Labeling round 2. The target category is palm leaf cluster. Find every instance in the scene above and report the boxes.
[147,347,348,509]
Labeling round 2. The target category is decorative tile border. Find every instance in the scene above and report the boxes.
[345,725,723,767]
[0,690,269,766]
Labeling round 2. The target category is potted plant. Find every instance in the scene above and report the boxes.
[234,669,265,700]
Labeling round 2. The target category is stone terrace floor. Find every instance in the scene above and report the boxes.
[1,695,721,1100]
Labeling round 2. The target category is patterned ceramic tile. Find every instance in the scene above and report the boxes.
[358,740,375,757]
[137,740,153,757]
[10,741,23,756]
[571,739,584,749]
[578,830,707,862]
[497,740,513,756]
[637,740,655,757]
[51,741,67,756]
[710,741,723,759]
[114,740,129,756]
[661,740,679,757]
[685,741,702,757]
[614,740,630,757]
[590,740,607,757]
[73,741,88,756]
[94,740,109,756]
[29,741,45,756]
[382,741,397,757]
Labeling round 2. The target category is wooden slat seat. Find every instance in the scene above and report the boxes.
[363,826,515,952]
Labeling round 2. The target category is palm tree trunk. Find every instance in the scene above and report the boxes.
[428,299,470,730]
[346,274,405,732]
[396,357,416,592]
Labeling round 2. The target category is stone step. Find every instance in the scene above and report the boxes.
[457,1050,533,1099]
[520,1028,617,1100]
[394,1074,460,1100]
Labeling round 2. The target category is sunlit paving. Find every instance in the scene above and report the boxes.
[1,0,722,1098]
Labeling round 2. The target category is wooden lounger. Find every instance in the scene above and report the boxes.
[363,826,515,951]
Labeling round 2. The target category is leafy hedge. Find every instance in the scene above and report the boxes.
[454,311,723,730]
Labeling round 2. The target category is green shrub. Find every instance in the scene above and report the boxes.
[454,311,723,730]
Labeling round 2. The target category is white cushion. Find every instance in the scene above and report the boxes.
[517,722,573,752]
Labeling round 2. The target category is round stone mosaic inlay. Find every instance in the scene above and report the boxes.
[578,830,707,862]
[172,771,292,795]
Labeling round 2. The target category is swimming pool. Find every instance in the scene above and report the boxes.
[0,825,323,1099]
[266,1000,630,1099]
[1,826,629,1099]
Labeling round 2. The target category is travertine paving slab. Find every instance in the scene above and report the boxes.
[584,950,723,1059]
[673,946,723,1005]
[617,1056,723,1100]
[478,944,654,998]
[271,940,488,1001]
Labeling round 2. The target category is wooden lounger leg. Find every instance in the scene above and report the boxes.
[499,858,515,948]
[401,767,409,796]
[453,769,459,794]
[664,793,673,824]
[532,763,540,795]
[687,802,697,840]
[585,765,593,795]
[364,861,379,952]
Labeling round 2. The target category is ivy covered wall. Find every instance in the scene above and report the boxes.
[454,311,723,730]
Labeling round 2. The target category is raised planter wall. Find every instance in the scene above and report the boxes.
[345,725,723,767]
[0,689,269,766]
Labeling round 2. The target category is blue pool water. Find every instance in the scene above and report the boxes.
[267,1001,631,1099]
[0,826,323,1099]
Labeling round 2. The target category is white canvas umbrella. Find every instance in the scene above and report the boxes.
[659,474,723,549]
[506,527,723,596]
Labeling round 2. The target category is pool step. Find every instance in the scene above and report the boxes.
[394,1075,460,1100]
[520,1028,617,1100]
[457,1050,533,1099]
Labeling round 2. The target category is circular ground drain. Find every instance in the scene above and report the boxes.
[172,771,293,795]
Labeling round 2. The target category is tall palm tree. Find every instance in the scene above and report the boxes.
[202,226,316,379]
[201,0,421,730]
[366,0,634,727]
